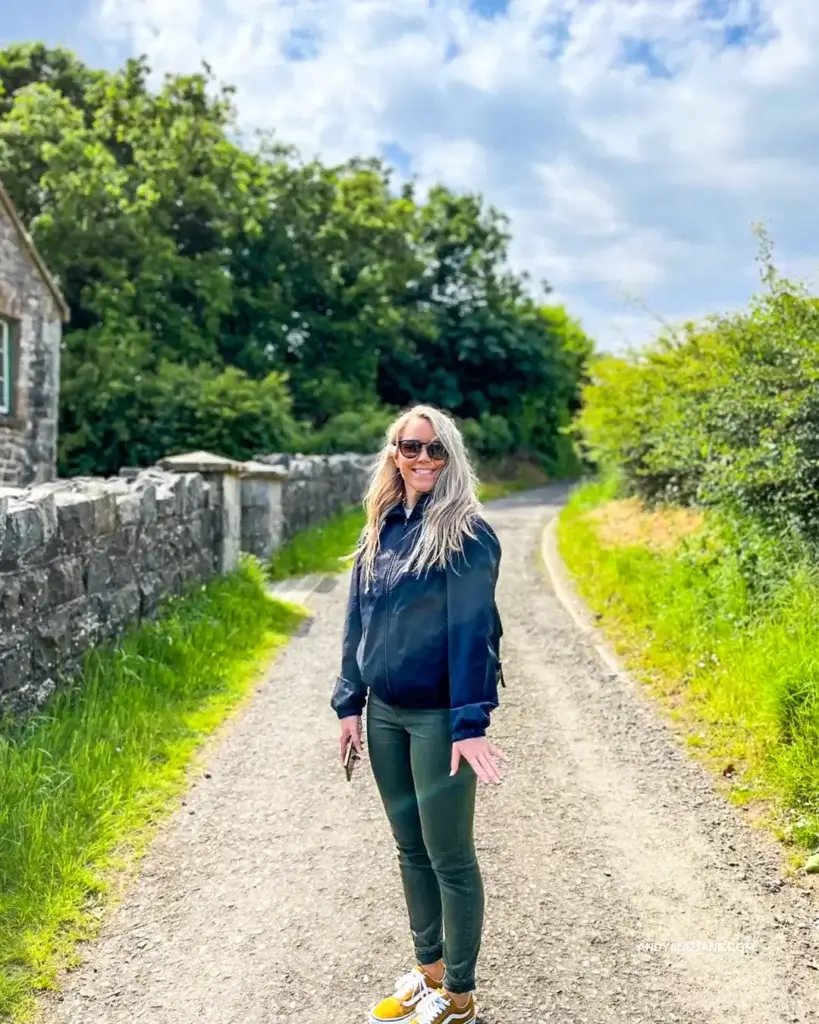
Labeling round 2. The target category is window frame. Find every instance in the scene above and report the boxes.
[0,316,10,417]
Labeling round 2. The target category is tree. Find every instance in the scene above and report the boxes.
[0,44,594,476]
[377,187,593,467]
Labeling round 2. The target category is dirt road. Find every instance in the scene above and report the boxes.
[47,487,819,1024]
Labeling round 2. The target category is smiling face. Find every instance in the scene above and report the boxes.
[393,415,448,502]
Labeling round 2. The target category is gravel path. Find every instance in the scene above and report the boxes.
[46,487,819,1024]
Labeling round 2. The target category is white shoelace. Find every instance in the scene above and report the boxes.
[414,991,450,1024]
[394,968,431,1008]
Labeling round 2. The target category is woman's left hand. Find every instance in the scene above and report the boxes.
[450,737,505,785]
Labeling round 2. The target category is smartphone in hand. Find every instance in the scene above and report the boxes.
[343,737,361,782]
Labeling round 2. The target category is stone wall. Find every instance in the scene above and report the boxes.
[0,469,218,714]
[0,191,64,487]
[0,450,374,715]
[258,453,374,543]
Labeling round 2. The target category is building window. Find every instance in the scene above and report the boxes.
[0,316,12,416]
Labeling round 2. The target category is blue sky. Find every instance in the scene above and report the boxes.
[3,0,819,351]
[1,0,121,73]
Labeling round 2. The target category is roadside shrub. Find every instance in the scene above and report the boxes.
[60,358,302,475]
[300,404,396,455]
[459,412,517,461]
[575,236,819,540]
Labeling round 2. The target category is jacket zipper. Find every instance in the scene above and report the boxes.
[384,512,412,701]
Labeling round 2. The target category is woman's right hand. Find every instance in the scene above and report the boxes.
[339,715,364,762]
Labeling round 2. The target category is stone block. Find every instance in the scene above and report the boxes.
[220,472,242,573]
[0,621,27,654]
[166,473,188,516]
[47,556,84,606]
[200,505,215,543]
[137,530,163,572]
[138,483,158,528]
[162,523,186,560]
[100,583,141,638]
[19,566,49,617]
[55,491,95,551]
[183,510,210,553]
[90,491,118,536]
[155,483,177,519]
[241,503,266,534]
[183,473,205,513]
[180,555,206,584]
[110,556,137,591]
[189,550,215,582]
[138,572,165,617]
[0,573,21,628]
[108,525,138,559]
[159,451,244,475]
[159,562,184,599]
[0,644,31,693]
[0,495,58,568]
[32,604,74,674]
[115,491,142,528]
[67,601,104,655]
[83,549,114,594]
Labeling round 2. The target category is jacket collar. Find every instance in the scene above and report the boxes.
[385,489,432,522]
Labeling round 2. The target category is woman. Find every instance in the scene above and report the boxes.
[331,404,505,1024]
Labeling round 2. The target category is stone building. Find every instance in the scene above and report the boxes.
[0,179,69,486]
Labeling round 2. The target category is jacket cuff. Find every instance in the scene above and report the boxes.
[452,725,487,743]
[450,702,493,743]
[331,675,367,719]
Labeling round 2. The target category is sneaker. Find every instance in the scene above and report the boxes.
[369,967,443,1023]
[409,989,476,1024]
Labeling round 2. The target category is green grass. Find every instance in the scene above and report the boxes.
[558,479,819,869]
[478,459,551,502]
[0,558,305,1023]
[267,506,366,580]
[266,467,551,583]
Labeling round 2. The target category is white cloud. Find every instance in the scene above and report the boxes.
[89,0,819,350]
[414,138,489,192]
[535,160,623,237]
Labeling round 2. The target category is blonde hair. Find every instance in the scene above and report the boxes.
[358,404,482,585]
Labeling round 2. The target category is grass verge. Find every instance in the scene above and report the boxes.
[267,464,551,582]
[478,459,551,502]
[267,506,366,580]
[0,558,305,1023]
[558,478,819,873]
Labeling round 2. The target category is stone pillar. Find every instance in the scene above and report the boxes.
[240,460,287,561]
[158,451,244,574]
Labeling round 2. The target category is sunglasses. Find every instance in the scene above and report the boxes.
[397,438,449,461]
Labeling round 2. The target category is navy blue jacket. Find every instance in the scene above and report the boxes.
[331,494,503,742]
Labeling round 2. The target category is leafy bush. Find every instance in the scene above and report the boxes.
[59,359,301,475]
[301,405,396,455]
[567,237,819,862]
[460,412,517,461]
[575,234,819,539]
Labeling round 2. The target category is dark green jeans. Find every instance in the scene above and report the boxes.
[366,693,484,995]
